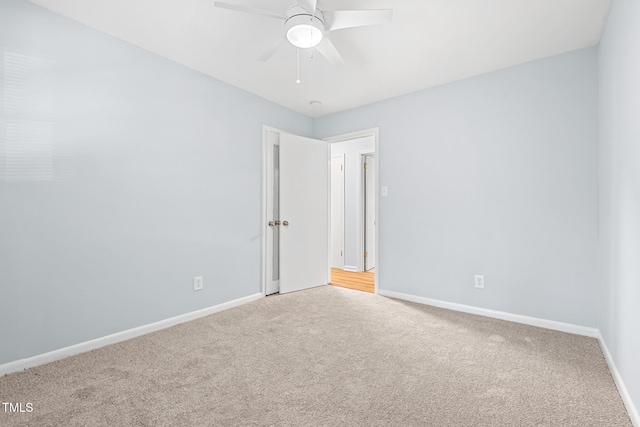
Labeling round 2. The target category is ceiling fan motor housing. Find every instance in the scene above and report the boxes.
[285,6,325,48]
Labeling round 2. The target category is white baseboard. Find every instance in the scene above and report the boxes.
[342,265,358,272]
[0,293,263,376]
[378,290,599,338]
[597,333,640,427]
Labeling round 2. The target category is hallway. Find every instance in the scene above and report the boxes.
[329,268,375,293]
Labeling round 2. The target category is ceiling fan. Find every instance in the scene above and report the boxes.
[213,0,393,68]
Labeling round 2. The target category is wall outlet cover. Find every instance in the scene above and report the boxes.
[193,276,203,291]
[475,275,484,289]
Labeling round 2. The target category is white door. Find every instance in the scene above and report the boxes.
[330,155,344,268]
[279,133,329,294]
[364,154,376,271]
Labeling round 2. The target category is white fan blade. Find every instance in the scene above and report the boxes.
[315,37,344,66]
[298,0,317,14]
[214,1,285,19]
[324,9,393,31]
[258,37,287,62]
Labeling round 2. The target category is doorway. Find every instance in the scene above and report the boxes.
[262,126,379,296]
[325,132,378,294]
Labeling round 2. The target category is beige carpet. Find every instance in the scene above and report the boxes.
[0,286,632,426]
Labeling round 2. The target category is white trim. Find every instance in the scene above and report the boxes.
[378,290,599,337]
[322,128,379,144]
[262,125,287,297]
[262,126,269,297]
[0,293,263,376]
[598,332,640,426]
[342,265,358,272]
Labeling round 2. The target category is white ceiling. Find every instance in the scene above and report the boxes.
[28,0,612,118]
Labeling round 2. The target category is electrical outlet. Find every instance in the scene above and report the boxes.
[193,276,203,291]
[475,275,484,289]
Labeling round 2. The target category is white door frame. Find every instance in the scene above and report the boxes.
[357,150,374,273]
[323,128,379,294]
[362,152,375,271]
[262,125,289,296]
[330,154,345,269]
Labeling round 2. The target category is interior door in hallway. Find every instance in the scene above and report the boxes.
[330,155,344,269]
[364,154,376,271]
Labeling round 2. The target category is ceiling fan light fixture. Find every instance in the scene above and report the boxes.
[285,14,324,48]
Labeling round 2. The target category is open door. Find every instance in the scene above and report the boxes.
[279,133,329,294]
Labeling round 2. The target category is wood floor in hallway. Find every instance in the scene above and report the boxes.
[330,268,375,293]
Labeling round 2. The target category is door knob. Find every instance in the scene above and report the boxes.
[283,221,289,226]
[268,221,274,227]
[274,221,281,226]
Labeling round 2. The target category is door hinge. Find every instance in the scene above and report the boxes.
[341,164,343,171]
[364,163,368,169]
[364,251,368,257]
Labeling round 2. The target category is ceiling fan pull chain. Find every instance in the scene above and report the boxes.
[296,48,301,84]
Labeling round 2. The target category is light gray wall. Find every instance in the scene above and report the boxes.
[0,0,312,365]
[316,47,599,327]
[598,0,640,413]
[330,136,374,269]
